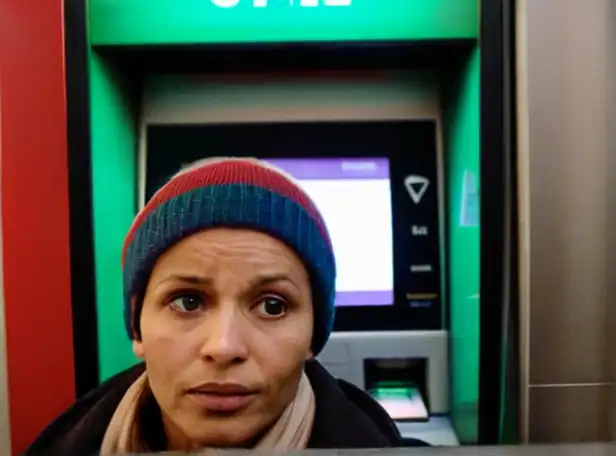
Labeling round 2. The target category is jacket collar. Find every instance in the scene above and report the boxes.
[26,360,403,454]
[305,359,401,448]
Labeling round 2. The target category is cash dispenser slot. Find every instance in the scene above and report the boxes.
[364,358,429,422]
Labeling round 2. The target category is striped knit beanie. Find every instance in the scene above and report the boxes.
[122,157,337,355]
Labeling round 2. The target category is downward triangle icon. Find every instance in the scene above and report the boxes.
[404,175,430,204]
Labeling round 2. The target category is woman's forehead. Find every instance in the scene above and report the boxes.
[150,228,308,279]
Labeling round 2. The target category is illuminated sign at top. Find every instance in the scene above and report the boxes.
[89,0,478,46]
[212,0,351,7]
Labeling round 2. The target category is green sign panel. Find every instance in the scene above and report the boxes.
[89,0,478,46]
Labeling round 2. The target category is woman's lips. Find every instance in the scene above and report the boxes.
[186,383,259,412]
[187,391,258,412]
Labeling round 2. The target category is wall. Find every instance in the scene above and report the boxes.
[609,0,616,443]
[0,0,75,453]
[0,74,11,456]
[516,0,613,442]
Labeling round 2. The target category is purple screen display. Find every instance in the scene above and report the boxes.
[266,157,390,180]
[265,158,394,307]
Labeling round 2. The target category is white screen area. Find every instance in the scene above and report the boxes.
[300,179,394,294]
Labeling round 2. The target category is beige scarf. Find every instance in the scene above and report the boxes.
[100,371,316,455]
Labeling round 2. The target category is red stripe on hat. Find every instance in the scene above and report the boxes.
[122,160,330,264]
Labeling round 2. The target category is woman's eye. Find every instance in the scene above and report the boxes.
[256,296,287,317]
[169,294,203,313]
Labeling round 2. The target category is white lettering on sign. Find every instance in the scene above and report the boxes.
[324,0,352,5]
[410,264,433,273]
[412,225,428,236]
[211,0,240,7]
[212,0,352,7]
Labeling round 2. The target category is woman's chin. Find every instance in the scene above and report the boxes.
[176,417,264,449]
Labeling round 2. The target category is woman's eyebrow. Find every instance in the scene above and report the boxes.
[152,274,213,290]
[152,272,300,291]
[250,274,301,292]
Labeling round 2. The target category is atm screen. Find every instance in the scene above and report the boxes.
[266,158,394,307]
[147,121,441,330]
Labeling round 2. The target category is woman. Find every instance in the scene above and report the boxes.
[27,157,424,453]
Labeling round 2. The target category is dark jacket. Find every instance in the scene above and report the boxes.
[25,360,428,454]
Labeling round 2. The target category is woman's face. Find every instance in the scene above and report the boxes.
[134,228,314,449]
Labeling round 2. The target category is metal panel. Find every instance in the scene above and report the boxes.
[517,0,614,443]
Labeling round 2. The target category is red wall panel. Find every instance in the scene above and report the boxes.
[0,0,75,453]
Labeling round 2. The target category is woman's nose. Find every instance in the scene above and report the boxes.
[198,308,249,365]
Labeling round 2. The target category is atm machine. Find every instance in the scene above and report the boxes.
[62,0,516,448]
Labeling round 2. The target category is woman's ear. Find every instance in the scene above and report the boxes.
[133,339,145,359]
